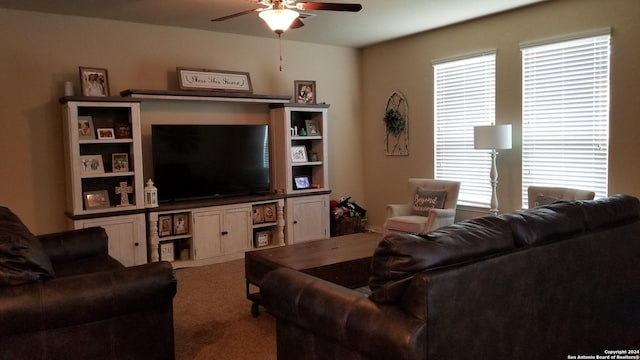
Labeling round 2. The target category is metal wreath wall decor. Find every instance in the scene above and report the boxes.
[384,91,409,155]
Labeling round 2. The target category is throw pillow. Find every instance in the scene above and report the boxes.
[0,207,55,286]
[534,194,560,207]
[411,188,447,216]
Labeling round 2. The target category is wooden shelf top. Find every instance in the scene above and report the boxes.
[120,89,291,104]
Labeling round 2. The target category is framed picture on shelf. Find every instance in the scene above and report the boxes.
[291,145,308,163]
[305,119,320,136]
[78,116,95,140]
[114,121,132,139]
[294,80,316,104]
[173,213,189,235]
[111,153,129,172]
[83,190,110,209]
[79,155,104,174]
[160,242,175,262]
[253,206,264,224]
[263,204,277,222]
[79,66,110,97]
[97,128,115,140]
[255,230,271,248]
[158,215,173,237]
[294,175,311,190]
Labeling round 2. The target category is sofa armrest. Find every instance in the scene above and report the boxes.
[261,267,426,360]
[0,261,176,336]
[37,227,108,264]
[386,204,411,218]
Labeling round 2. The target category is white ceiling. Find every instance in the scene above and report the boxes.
[0,0,545,48]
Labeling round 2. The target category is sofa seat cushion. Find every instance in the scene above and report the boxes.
[0,207,55,286]
[369,216,514,303]
[384,215,432,234]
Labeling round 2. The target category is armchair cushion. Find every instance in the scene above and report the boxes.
[411,188,447,216]
[0,207,54,286]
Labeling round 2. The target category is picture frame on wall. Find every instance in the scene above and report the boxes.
[291,145,308,163]
[79,66,110,97]
[158,215,173,237]
[294,80,316,104]
[79,155,104,174]
[83,190,110,209]
[112,153,129,172]
[173,213,189,235]
[78,116,95,140]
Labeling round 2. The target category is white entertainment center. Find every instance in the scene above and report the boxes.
[60,90,331,267]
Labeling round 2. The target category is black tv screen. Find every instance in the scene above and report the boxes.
[152,124,270,202]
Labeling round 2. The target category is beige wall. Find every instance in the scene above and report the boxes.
[360,0,640,231]
[0,9,364,234]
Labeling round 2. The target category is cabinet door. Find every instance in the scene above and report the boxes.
[287,195,329,243]
[222,207,252,254]
[193,210,223,259]
[73,213,147,267]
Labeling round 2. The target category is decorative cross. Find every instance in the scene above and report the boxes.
[115,181,133,206]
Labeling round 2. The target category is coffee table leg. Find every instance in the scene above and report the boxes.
[246,279,262,317]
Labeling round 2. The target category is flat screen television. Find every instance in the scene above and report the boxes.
[152,124,270,202]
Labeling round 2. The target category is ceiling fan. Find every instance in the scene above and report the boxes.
[211,0,363,34]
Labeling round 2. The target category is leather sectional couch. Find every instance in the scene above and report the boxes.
[261,194,640,359]
[0,206,177,359]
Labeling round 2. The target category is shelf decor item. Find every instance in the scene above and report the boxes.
[83,190,110,210]
[79,66,110,97]
[305,119,320,136]
[173,213,189,235]
[384,90,409,156]
[78,116,95,140]
[79,155,104,174]
[291,145,308,163]
[263,204,277,222]
[294,176,311,190]
[97,128,115,140]
[115,181,133,206]
[255,230,271,248]
[177,67,253,93]
[294,80,316,104]
[144,179,159,208]
[253,206,264,224]
[114,121,132,139]
[158,215,173,237]
[160,242,175,262]
[112,153,129,172]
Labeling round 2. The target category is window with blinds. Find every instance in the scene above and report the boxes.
[521,32,610,208]
[434,52,496,207]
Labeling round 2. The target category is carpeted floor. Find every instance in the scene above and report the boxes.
[173,259,276,360]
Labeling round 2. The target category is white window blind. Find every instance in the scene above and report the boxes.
[521,33,610,207]
[434,52,496,207]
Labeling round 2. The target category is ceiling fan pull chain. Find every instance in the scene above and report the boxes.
[279,33,284,71]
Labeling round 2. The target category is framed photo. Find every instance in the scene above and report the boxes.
[114,121,132,139]
[160,242,175,262]
[78,116,95,140]
[294,175,311,190]
[79,66,110,97]
[112,153,129,172]
[158,215,173,237]
[291,145,308,163]
[79,155,104,174]
[83,190,110,209]
[177,67,253,93]
[263,204,277,222]
[97,128,115,140]
[173,213,189,235]
[252,206,264,224]
[305,119,320,136]
[294,80,316,104]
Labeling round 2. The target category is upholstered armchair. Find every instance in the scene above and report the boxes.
[528,186,595,208]
[383,178,460,235]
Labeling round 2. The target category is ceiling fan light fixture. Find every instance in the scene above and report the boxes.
[259,8,299,33]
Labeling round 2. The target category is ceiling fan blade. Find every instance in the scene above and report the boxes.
[211,8,261,22]
[290,18,305,29]
[296,2,362,12]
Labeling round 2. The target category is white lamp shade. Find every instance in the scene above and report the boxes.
[474,124,512,150]
[259,9,299,33]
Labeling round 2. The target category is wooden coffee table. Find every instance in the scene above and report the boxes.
[245,232,381,316]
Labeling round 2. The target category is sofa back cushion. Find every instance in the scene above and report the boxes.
[0,207,55,286]
[369,216,514,303]
[578,194,640,230]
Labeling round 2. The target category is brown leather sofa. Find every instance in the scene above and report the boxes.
[0,206,177,359]
[261,194,640,359]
